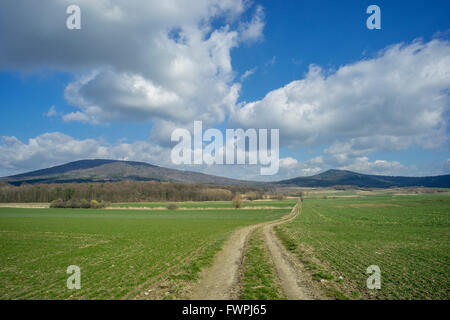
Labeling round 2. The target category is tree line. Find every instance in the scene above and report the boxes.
[0,181,269,203]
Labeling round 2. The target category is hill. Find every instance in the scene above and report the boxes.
[276,169,450,188]
[1,160,449,188]
[0,159,251,186]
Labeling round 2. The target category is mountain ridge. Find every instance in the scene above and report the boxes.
[277,169,450,188]
[0,159,252,186]
[1,159,449,188]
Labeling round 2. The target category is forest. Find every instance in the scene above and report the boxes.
[0,181,269,203]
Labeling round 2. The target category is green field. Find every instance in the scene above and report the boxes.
[110,200,297,209]
[2,195,448,300]
[0,205,289,300]
[276,194,450,299]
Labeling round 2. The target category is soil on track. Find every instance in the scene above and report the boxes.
[188,223,262,299]
[187,201,323,300]
[261,209,324,300]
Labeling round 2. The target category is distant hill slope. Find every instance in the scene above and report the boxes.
[276,169,450,188]
[1,160,449,188]
[0,159,251,186]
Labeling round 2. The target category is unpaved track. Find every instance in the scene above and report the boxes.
[188,223,262,300]
[188,201,318,300]
[262,202,322,299]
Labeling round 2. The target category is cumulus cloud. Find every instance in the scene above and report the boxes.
[0,0,263,142]
[63,111,94,123]
[1,2,449,179]
[275,152,450,178]
[232,39,450,154]
[0,133,448,179]
[276,156,323,179]
[279,157,299,168]
[239,5,265,43]
[339,157,406,176]
[0,132,275,180]
[276,155,405,179]
[0,133,169,177]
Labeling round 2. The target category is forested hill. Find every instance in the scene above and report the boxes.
[1,160,449,188]
[276,169,450,188]
[0,159,252,186]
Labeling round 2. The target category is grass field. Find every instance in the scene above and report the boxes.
[2,194,448,300]
[0,204,290,300]
[276,194,450,299]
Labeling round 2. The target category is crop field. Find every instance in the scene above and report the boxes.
[276,194,450,299]
[110,200,298,209]
[298,188,450,199]
[2,194,448,300]
[0,203,291,300]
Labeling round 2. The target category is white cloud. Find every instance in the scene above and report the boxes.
[0,133,448,179]
[0,0,263,143]
[0,3,449,180]
[279,157,299,167]
[273,152,450,179]
[232,39,450,155]
[63,111,94,123]
[0,133,169,177]
[45,106,57,117]
[339,157,406,176]
[240,67,257,82]
[239,5,265,43]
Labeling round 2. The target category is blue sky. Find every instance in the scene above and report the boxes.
[0,0,449,179]
[235,0,450,102]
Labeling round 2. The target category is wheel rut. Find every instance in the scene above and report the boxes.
[186,201,321,300]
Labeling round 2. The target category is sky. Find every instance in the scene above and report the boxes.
[0,0,449,180]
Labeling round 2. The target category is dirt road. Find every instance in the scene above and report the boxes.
[187,201,321,300]
[261,205,322,299]
[188,223,262,300]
